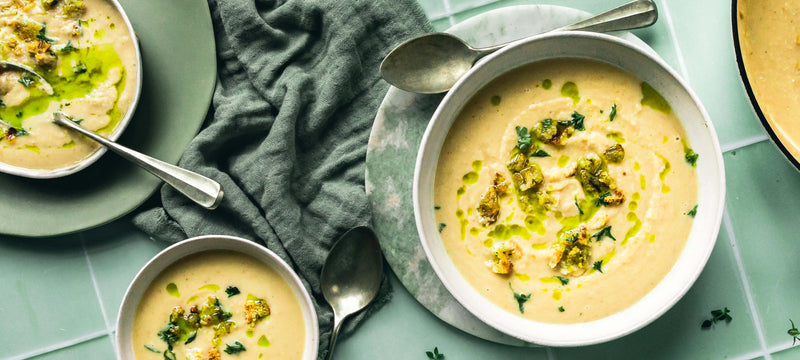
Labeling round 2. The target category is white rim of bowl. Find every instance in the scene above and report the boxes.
[115,235,320,360]
[0,0,143,179]
[413,31,725,346]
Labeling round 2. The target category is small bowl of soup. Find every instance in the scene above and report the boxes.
[413,31,725,346]
[0,0,142,178]
[116,235,319,360]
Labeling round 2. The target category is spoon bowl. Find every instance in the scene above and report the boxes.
[320,226,384,359]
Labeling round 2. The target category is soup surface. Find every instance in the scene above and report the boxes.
[133,251,306,360]
[0,0,138,170]
[737,0,800,161]
[434,59,698,323]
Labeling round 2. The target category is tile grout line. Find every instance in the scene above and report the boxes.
[721,134,769,153]
[545,346,557,360]
[656,0,690,81]
[440,0,455,27]
[766,340,798,355]
[723,209,771,359]
[3,327,113,360]
[81,235,114,335]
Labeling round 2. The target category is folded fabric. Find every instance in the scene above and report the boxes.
[133,0,431,357]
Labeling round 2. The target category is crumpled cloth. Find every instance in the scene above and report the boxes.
[133,0,430,357]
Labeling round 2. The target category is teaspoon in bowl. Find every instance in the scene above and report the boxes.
[320,226,384,360]
[52,111,223,209]
[380,0,658,94]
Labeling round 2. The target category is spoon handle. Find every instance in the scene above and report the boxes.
[52,112,224,209]
[325,313,345,360]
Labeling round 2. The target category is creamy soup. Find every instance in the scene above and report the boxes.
[434,59,698,323]
[737,0,800,161]
[133,251,306,360]
[0,0,138,170]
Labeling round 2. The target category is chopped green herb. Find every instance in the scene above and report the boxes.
[157,323,180,344]
[18,73,35,87]
[434,205,441,210]
[574,196,583,215]
[530,149,551,157]
[426,347,445,360]
[558,306,565,312]
[789,319,800,345]
[515,126,532,151]
[595,192,612,207]
[491,95,501,106]
[60,40,76,53]
[0,99,5,107]
[687,205,698,218]
[225,286,240,297]
[438,223,447,233]
[555,276,569,285]
[36,24,56,43]
[701,307,732,329]
[224,340,247,354]
[591,226,616,242]
[143,344,160,353]
[593,260,604,273]
[509,282,532,314]
[609,103,618,121]
[685,149,699,167]
[184,331,197,345]
[559,111,586,131]
[73,63,87,74]
[163,348,177,360]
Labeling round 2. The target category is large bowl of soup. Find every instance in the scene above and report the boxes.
[0,0,141,178]
[116,235,319,360]
[413,31,725,346]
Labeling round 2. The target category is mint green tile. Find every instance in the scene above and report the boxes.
[82,218,168,323]
[30,335,115,360]
[725,141,800,348]
[665,0,766,147]
[416,0,448,20]
[431,17,452,32]
[449,0,681,72]
[0,235,106,357]
[336,272,549,359]
[554,229,760,359]
[773,345,800,360]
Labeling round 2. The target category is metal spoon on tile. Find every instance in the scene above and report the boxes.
[320,226,384,360]
[52,111,224,209]
[380,0,658,94]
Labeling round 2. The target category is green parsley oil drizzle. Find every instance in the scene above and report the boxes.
[640,82,672,113]
[640,174,646,190]
[623,212,642,246]
[557,155,570,168]
[561,81,580,104]
[487,224,531,240]
[257,335,270,347]
[491,95,501,106]
[656,154,671,193]
[166,283,179,298]
[198,284,220,291]
[524,214,546,235]
[456,209,468,241]
[606,132,625,144]
[462,160,482,184]
[542,79,552,90]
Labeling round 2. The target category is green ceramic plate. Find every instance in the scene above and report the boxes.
[0,0,216,237]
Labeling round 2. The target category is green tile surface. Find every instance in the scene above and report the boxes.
[3,0,799,359]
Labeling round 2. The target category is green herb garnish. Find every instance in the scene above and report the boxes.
[184,331,197,345]
[530,149,551,157]
[558,111,586,131]
[593,260,604,273]
[438,223,446,233]
[224,340,247,354]
[687,205,698,218]
[18,73,35,87]
[434,205,441,210]
[36,24,56,43]
[163,348,177,360]
[426,347,445,360]
[555,276,569,285]
[509,282,532,314]
[143,344,160,353]
[60,40,75,53]
[701,307,732,329]
[0,99,5,107]
[558,306,565,312]
[591,226,616,242]
[595,192,612,207]
[574,196,583,215]
[515,126,532,151]
[609,103,617,121]
[73,63,87,74]
[225,286,240,297]
[685,149,699,167]
[789,319,800,345]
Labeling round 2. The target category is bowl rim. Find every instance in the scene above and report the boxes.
[730,0,800,171]
[0,0,144,179]
[413,30,725,346]
[114,235,320,360]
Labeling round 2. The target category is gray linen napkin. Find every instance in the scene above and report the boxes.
[132,0,431,357]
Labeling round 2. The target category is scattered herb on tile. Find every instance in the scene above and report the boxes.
[574,196,583,215]
[491,95,501,106]
[701,307,732,329]
[593,260,604,273]
[558,306,565,312]
[789,319,800,345]
[556,276,569,286]
[184,331,197,345]
[591,226,616,242]
[515,126,531,151]
[225,286,240,297]
[687,205,698,218]
[438,223,447,233]
[18,73,34,87]
[530,149,551,157]
[509,282,532,314]
[609,103,617,121]
[426,346,444,360]
[224,340,246,354]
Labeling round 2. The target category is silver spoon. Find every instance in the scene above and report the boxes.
[52,111,224,209]
[320,226,384,360]
[0,61,54,95]
[380,0,658,94]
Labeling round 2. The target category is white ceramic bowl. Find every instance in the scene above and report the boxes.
[413,31,725,346]
[0,0,143,179]
[116,235,319,360]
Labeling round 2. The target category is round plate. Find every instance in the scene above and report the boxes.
[0,0,216,237]
[731,0,800,170]
[365,4,655,345]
